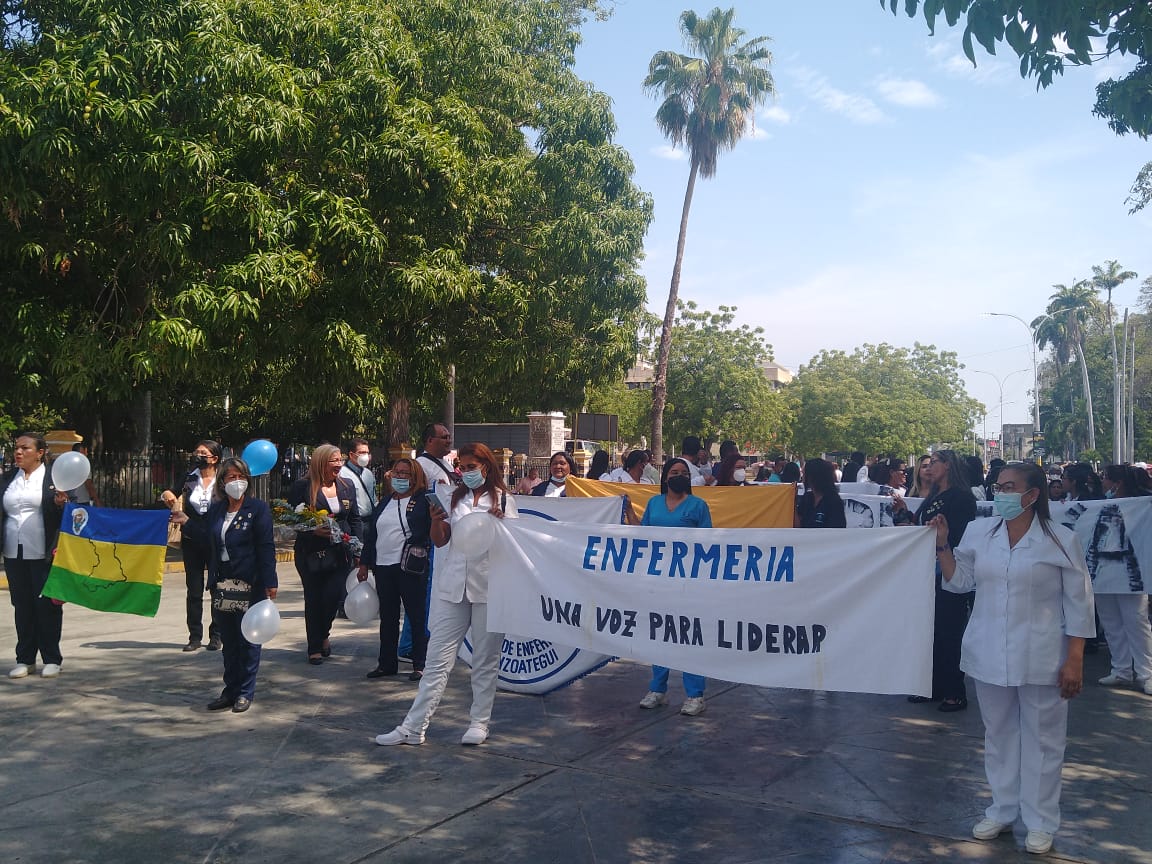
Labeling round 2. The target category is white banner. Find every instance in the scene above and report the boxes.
[1052,497,1152,594]
[487,520,937,696]
[458,495,626,694]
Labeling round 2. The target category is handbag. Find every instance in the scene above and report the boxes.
[212,578,251,613]
[397,498,429,576]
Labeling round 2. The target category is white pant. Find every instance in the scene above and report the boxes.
[400,594,503,737]
[1096,594,1152,681]
[974,680,1068,834]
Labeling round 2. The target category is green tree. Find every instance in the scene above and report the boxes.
[643,6,774,460]
[1033,280,1104,452]
[787,343,982,458]
[882,1,1152,137]
[1,0,651,449]
[661,302,790,453]
[1092,259,1138,460]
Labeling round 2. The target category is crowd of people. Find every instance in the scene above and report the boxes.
[6,427,1152,853]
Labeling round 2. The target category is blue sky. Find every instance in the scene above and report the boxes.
[573,2,1152,435]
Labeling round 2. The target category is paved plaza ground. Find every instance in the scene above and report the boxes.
[2,561,1150,864]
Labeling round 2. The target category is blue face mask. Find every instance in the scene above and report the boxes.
[391,478,410,495]
[1104,488,1116,499]
[993,492,1027,521]
[462,468,485,490]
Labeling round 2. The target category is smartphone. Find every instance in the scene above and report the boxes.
[425,490,445,512]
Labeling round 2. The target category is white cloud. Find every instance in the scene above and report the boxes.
[651,144,686,161]
[746,125,772,141]
[791,67,885,125]
[761,104,792,125]
[925,41,1006,83]
[875,76,941,108]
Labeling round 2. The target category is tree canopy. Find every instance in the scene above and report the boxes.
[786,343,982,457]
[883,1,1152,138]
[1,0,652,448]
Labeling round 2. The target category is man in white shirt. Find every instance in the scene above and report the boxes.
[678,436,715,486]
[416,423,457,489]
[339,438,375,540]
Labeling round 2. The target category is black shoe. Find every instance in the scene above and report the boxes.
[183,640,202,652]
[206,636,222,651]
[938,698,968,713]
[366,667,396,679]
[408,670,423,682]
[308,655,323,665]
[207,696,234,711]
[232,697,251,713]
[906,695,931,703]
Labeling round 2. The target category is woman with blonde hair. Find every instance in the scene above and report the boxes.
[376,442,517,747]
[288,444,358,665]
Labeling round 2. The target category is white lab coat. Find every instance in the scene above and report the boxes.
[433,490,518,604]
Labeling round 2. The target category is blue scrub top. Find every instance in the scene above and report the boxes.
[640,494,713,529]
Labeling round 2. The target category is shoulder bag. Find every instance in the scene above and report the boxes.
[397,497,429,576]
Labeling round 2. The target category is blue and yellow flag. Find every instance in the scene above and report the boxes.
[43,504,170,617]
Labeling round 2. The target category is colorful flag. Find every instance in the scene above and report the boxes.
[43,504,170,617]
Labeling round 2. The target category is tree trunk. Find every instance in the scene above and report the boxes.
[1107,288,1121,461]
[131,389,152,458]
[650,158,699,462]
[389,391,410,450]
[1073,340,1096,451]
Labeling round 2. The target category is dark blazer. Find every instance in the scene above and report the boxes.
[173,470,219,545]
[531,480,565,497]
[206,496,277,595]
[361,493,432,569]
[0,465,64,557]
[287,476,358,555]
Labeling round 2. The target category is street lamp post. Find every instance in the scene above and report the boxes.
[971,369,1029,461]
[985,312,1039,454]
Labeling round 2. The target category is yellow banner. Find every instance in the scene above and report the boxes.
[565,478,795,528]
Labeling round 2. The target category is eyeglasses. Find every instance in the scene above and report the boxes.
[990,483,1021,494]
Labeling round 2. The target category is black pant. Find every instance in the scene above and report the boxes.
[933,586,972,701]
[6,556,62,666]
[182,536,220,643]
[217,607,262,701]
[374,563,428,672]
[296,556,344,655]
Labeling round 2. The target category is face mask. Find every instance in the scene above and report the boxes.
[551,473,567,484]
[224,479,248,500]
[1104,488,1116,499]
[667,475,692,495]
[732,469,746,484]
[462,468,485,489]
[391,478,410,495]
[993,492,1027,521]
[355,453,371,468]
[193,455,209,468]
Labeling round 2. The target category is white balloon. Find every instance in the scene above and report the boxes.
[52,452,91,493]
[344,581,379,625]
[453,511,496,560]
[345,568,375,593]
[241,599,281,645]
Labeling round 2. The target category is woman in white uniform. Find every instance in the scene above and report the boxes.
[932,462,1094,856]
[375,442,517,747]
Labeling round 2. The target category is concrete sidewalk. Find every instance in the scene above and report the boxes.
[2,563,1150,864]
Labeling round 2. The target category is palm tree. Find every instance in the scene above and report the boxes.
[1091,259,1137,460]
[644,7,774,460]
[1033,279,1102,451]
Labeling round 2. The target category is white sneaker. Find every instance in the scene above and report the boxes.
[1025,830,1053,854]
[1142,679,1152,696]
[972,818,1011,840]
[40,664,61,679]
[8,664,32,679]
[461,725,488,746]
[375,727,424,746]
[1098,674,1133,687]
[638,691,667,709]
[680,696,707,716]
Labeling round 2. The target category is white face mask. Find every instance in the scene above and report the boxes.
[224,479,248,500]
[732,469,746,484]
[355,453,371,468]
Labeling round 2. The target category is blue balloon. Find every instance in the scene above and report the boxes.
[242,439,278,477]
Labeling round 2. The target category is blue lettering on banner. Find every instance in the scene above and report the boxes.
[581,535,794,583]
